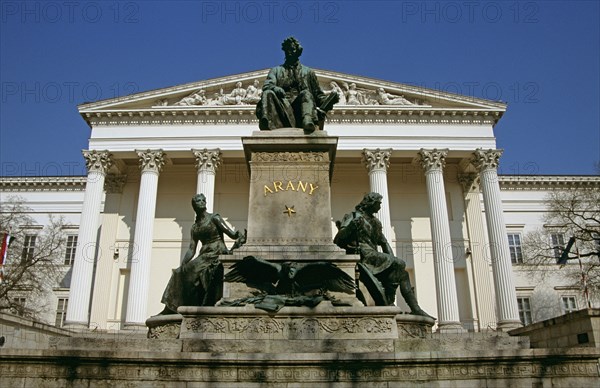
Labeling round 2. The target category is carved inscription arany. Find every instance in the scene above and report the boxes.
[264,180,319,196]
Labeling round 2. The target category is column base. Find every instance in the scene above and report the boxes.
[496,319,523,332]
[436,321,467,334]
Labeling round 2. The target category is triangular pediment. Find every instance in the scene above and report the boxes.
[78,68,506,116]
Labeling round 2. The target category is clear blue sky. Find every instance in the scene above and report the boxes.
[1,0,598,176]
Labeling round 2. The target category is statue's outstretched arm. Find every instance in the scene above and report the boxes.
[212,214,240,240]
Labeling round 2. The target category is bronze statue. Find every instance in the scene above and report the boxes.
[334,192,433,318]
[256,37,339,133]
[224,255,355,296]
[159,194,246,314]
[223,256,355,312]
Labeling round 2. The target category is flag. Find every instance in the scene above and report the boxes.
[557,236,576,265]
[0,231,14,283]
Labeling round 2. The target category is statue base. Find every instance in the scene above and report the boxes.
[146,302,435,353]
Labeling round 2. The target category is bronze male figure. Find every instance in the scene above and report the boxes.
[256,37,338,133]
[334,192,434,318]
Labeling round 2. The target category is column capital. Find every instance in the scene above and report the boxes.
[416,148,448,172]
[193,148,222,173]
[82,150,113,175]
[104,174,127,194]
[362,148,392,172]
[136,149,166,174]
[471,148,503,172]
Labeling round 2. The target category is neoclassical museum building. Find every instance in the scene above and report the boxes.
[2,69,598,332]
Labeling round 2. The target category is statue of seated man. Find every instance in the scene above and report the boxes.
[334,192,433,319]
[256,37,338,133]
[159,194,245,314]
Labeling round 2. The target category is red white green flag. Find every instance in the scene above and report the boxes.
[0,231,14,283]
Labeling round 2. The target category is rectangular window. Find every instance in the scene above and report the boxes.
[21,234,37,261]
[517,297,532,325]
[561,296,577,314]
[55,298,69,327]
[551,233,565,259]
[64,235,78,266]
[507,233,523,264]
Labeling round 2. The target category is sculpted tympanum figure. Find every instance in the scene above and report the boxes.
[256,37,339,133]
[334,192,433,318]
[376,87,413,105]
[159,194,246,314]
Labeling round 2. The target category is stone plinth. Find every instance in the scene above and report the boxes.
[146,302,435,353]
[240,129,338,252]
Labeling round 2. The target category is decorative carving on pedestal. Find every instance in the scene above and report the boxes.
[147,322,181,339]
[193,148,222,173]
[136,149,166,173]
[416,148,448,172]
[471,148,503,171]
[362,148,391,172]
[82,150,113,174]
[397,323,428,339]
[252,152,328,163]
[182,315,394,338]
[186,317,283,335]
[104,174,127,194]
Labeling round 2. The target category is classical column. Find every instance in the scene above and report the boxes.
[65,150,113,328]
[193,148,221,213]
[362,149,394,250]
[458,173,497,331]
[89,174,127,330]
[125,150,165,328]
[416,149,464,332]
[471,149,521,331]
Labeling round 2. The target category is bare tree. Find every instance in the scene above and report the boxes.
[523,188,600,303]
[0,196,66,320]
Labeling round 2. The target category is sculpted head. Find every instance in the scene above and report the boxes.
[356,192,383,214]
[191,193,207,212]
[282,37,303,62]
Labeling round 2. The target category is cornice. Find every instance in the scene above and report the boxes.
[1,175,597,192]
[499,175,600,190]
[82,107,503,127]
[0,176,87,192]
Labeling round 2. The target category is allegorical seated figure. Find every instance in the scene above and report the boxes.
[159,194,245,314]
[334,192,433,318]
[255,37,339,133]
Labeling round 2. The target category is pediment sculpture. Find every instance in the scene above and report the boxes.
[166,79,422,108]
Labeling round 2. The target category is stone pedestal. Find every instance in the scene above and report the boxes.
[146,303,435,353]
[226,128,356,301]
[240,129,338,255]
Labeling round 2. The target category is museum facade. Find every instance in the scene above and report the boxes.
[1,69,598,332]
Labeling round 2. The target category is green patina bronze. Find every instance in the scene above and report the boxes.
[256,37,339,133]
